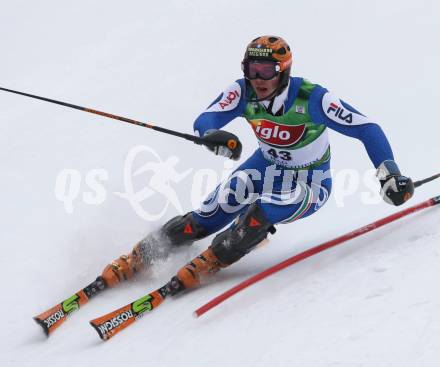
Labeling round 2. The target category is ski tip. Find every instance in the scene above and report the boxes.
[89,321,107,341]
[192,311,200,319]
[33,316,50,337]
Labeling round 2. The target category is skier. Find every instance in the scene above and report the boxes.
[101,35,414,296]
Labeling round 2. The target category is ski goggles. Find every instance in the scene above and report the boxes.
[242,60,281,80]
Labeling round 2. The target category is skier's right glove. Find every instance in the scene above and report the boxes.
[376,160,414,206]
[201,129,242,160]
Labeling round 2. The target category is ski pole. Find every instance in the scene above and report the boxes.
[194,193,440,317]
[414,173,440,188]
[0,86,239,152]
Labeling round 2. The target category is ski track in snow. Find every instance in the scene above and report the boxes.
[1,1,440,366]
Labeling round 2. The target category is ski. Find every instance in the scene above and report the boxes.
[89,289,165,340]
[89,276,184,340]
[33,276,107,336]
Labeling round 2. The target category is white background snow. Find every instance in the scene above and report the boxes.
[1,1,439,366]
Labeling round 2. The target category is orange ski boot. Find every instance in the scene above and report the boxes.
[101,242,145,287]
[177,248,227,289]
[161,248,227,296]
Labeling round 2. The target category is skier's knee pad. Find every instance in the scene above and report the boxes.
[162,212,209,247]
[210,203,276,265]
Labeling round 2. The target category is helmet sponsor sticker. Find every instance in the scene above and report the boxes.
[322,92,371,125]
[247,47,273,58]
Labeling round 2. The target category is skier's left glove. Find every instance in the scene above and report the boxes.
[376,160,414,206]
[201,129,242,160]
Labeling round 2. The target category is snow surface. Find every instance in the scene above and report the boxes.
[1,1,440,366]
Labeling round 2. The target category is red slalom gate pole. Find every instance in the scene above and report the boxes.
[194,195,440,317]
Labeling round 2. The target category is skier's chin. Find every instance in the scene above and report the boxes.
[255,87,275,100]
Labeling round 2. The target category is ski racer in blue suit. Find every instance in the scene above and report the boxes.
[101,36,414,296]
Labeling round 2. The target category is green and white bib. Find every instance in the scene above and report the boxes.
[244,80,330,169]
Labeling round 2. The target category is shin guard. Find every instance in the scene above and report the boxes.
[210,203,276,265]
